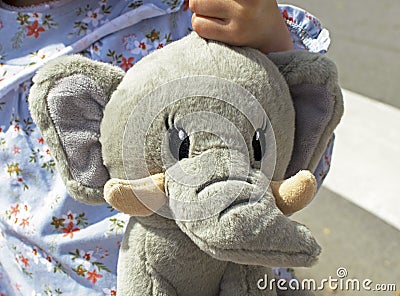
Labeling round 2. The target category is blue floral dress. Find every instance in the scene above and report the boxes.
[0,1,332,295]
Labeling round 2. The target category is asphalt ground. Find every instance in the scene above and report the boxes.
[293,187,400,296]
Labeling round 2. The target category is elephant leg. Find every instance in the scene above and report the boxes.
[117,218,178,296]
[219,262,277,296]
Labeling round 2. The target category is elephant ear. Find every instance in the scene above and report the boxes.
[268,51,343,178]
[29,55,125,204]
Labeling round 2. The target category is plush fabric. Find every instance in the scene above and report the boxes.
[28,32,343,295]
[29,55,125,204]
[267,51,343,177]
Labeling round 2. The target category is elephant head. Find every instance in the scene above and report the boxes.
[29,32,343,268]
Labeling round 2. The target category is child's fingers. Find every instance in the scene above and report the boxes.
[189,0,232,19]
[191,13,227,37]
[190,0,293,53]
[191,14,240,45]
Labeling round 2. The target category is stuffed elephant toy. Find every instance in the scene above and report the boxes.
[29,32,343,295]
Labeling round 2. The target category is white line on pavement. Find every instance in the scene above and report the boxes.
[323,89,400,230]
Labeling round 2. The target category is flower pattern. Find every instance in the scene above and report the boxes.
[26,21,45,38]
[11,12,57,48]
[82,8,104,27]
[120,56,135,71]
[0,1,331,295]
[129,37,153,55]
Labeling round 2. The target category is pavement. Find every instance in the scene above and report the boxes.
[293,187,400,296]
[276,1,400,294]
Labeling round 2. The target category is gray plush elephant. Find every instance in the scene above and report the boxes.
[28,32,343,295]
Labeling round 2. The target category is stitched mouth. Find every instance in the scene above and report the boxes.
[218,197,251,218]
[195,176,252,194]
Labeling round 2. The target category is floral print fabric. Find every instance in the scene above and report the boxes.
[0,1,331,294]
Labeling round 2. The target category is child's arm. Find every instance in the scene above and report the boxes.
[189,0,293,53]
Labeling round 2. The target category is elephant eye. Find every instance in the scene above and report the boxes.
[252,128,266,161]
[168,126,190,160]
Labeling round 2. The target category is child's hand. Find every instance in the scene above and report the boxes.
[189,0,293,53]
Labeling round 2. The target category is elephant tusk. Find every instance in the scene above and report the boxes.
[271,170,317,215]
[104,173,166,216]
